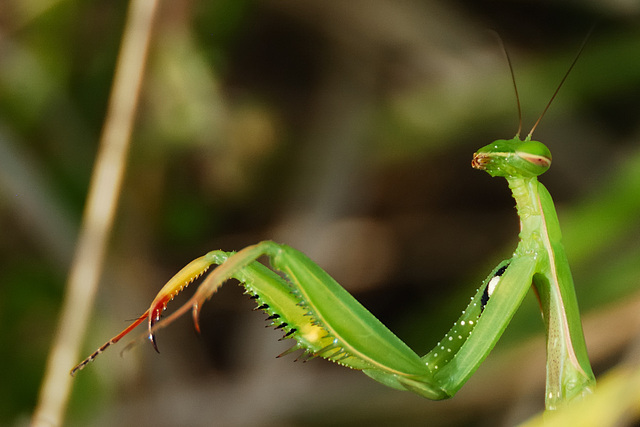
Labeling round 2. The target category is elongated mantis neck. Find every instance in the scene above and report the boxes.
[507,177,540,219]
[506,177,547,247]
[505,175,595,409]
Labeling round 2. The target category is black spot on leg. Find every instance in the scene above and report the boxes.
[480,289,490,311]
[481,263,509,311]
[495,265,508,277]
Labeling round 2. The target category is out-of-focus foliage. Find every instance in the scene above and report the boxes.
[3,0,640,426]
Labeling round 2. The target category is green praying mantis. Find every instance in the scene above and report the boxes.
[71,41,596,411]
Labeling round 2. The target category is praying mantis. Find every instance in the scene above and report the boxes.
[71,42,596,411]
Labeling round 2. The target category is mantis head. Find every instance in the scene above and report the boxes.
[473,30,590,181]
[472,137,552,178]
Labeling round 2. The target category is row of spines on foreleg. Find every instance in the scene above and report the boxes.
[240,272,375,370]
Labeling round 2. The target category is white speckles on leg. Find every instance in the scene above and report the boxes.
[423,271,495,373]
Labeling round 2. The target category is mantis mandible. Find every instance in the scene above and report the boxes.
[72,42,596,411]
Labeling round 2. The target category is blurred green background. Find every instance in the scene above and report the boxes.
[3,0,640,426]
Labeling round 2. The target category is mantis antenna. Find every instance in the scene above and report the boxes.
[495,35,523,138]
[528,27,594,138]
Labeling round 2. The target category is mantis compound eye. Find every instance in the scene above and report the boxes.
[516,140,552,171]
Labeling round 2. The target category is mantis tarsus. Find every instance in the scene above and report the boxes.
[72,42,596,411]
